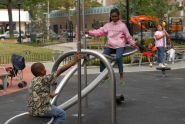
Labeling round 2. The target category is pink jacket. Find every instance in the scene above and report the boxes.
[88,20,136,49]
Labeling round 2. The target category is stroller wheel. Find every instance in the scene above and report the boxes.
[18,81,27,88]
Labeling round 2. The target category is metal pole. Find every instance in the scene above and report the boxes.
[141,21,143,41]
[76,0,82,123]
[82,0,88,108]
[126,0,130,32]
[18,4,21,43]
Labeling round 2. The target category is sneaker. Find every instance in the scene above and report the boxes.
[119,81,125,86]
[163,63,168,66]
[103,79,109,84]
[99,78,109,87]
[100,76,109,84]
[149,63,153,67]
[159,63,166,67]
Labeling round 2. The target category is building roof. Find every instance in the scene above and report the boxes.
[49,6,114,18]
[0,9,30,23]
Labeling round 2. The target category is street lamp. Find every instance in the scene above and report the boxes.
[17,0,23,43]
[43,0,50,41]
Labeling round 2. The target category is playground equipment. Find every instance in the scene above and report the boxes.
[156,67,171,77]
[4,46,137,124]
[130,15,183,32]
[130,15,159,31]
[116,94,125,105]
[169,17,183,31]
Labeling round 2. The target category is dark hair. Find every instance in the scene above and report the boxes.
[31,62,45,77]
[110,8,120,22]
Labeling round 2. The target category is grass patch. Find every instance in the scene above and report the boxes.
[0,42,53,55]
[0,42,56,64]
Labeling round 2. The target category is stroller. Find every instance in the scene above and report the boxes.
[5,54,25,85]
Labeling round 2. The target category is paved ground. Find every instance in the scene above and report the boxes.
[1,67,185,124]
[1,42,185,124]
[0,65,34,96]
[43,42,77,52]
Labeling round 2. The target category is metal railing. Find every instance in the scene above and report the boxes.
[0,53,52,64]
[0,52,142,65]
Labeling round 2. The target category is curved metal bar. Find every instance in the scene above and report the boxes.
[52,49,116,124]
[4,112,29,124]
[51,46,137,123]
[51,65,78,105]
[123,44,138,57]
[57,62,116,110]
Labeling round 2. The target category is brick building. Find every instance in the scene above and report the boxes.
[49,6,114,34]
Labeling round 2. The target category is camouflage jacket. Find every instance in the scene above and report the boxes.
[27,72,57,116]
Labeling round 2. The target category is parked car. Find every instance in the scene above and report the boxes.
[0,30,25,40]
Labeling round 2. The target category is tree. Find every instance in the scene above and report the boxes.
[116,0,170,20]
[0,0,17,37]
[23,0,47,20]
[86,0,102,8]
[0,4,6,8]
[7,0,14,38]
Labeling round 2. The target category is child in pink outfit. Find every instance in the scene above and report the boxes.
[86,8,137,83]
[154,24,169,67]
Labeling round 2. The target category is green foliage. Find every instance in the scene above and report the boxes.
[116,0,170,20]
[92,20,102,29]
[86,0,102,8]
[49,0,76,11]
[23,0,47,19]
[0,4,6,8]
[143,38,154,45]
[114,0,126,20]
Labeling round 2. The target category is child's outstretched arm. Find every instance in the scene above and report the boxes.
[50,92,58,98]
[56,53,83,77]
[85,24,108,37]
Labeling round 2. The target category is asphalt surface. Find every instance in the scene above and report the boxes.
[1,68,185,124]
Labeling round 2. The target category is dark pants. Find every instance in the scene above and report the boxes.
[100,47,124,73]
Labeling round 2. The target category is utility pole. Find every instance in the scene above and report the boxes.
[82,0,88,108]
[126,0,130,32]
[76,0,82,124]
[18,4,21,43]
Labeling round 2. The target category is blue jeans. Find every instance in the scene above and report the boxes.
[41,106,66,124]
[157,47,164,63]
[100,47,124,73]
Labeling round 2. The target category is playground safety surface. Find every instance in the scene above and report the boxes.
[1,68,185,124]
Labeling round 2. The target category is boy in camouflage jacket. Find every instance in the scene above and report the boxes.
[27,53,83,124]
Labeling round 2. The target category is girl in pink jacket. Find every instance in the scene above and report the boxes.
[86,8,136,84]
